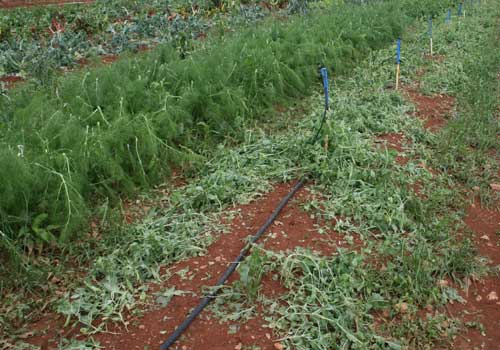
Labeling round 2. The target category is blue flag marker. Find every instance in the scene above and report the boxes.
[446,9,451,23]
[396,38,401,65]
[458,3,463,16]
[319,67,329,110]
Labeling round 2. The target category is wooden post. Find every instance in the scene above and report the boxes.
[396,64,400,90]
[396,38,401,90]
[428,17,433,56]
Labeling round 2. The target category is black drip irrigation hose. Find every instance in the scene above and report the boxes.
[160,178,306,350]
[310,109,328,145]
[160,67,331,350]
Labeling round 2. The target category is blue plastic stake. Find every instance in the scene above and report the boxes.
[446,9,451,23]
[396,38,401,65]
[458,3,463,16]
[319,67,329,110]
[396,38,401,90]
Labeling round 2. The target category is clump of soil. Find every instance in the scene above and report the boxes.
[424,54,446,63]
[101,55,119,64]
[0,75,24,89]
[376,133,405,153]
[375,132,409,165]
[404,87,455,131]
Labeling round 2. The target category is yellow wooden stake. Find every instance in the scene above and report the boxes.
[396,64,400,90]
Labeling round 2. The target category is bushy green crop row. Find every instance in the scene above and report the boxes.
[0,0,270,81]
[0,1,455,248]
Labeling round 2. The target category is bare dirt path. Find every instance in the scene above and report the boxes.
[447,198,500,350]
[403,59,500,350]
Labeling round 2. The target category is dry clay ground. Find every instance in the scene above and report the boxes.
[24,53,500,350]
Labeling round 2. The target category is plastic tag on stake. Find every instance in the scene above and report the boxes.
[446,9,451,23]
[396,38,401,65]
[319,67,329,110]
[428,16,433,37]
[458,3,463,16]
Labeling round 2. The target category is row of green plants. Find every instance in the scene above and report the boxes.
[0,0,278,82]
[0,0,464,83]
[0,0,456,255]
[424,3,500,190]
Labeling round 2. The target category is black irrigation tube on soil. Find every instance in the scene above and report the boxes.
[160,177,306,350]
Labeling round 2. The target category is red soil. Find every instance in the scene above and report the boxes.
[424,54,446,63]
[27,181,359,349]
[411,180,426,199]
[0,75,24,88]
[448,275,500,350]
[375,132,409,165]
[404,87,455,131]
[447,196,500,349]
[376,132,405,153]
[101,55,119,64]
[464,198,500,266]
